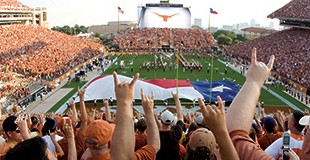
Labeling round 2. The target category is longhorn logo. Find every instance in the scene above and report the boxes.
[152,12,179,22]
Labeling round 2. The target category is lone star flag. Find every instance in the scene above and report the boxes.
[78,75,239,103]
[118,6,124,14]
[210,8,218,14]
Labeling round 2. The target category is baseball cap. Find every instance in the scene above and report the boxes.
[299,115,310,127]
[188,128,216,152]
[85,120,113,147]
[2,116,18,133]
[161,110,174,125]
[262,116,276,128]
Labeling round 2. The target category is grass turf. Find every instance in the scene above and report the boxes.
[48,53,308,112]
[104,53,303,107]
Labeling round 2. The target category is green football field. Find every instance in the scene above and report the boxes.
[48,53,308,113]
[103,53,308,108]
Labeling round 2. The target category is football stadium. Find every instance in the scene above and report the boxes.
[0,0,309,159]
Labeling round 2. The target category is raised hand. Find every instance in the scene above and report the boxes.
[246,48,275,86]
[171,91,179,100]
[15,115,30,140]
[77,86,85,98]
[113,72,139,106]
[63,119,74,138]
[69,99,75,108]
[103,100,109,107]
[141,89,154,115]
[198,96,226,134]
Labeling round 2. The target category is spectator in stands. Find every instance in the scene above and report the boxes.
[110,72,160,159]
[226,48,276,159]
[2,136,57,160]
[226,28,310,89]
[258,116,282,150]
[0,115,30,157]
[186,96,239,160]
[41,118,64,156]
[0,0,32,11]
[186,128,217,159]
[80,119,114,159]
[265,110,304,159]
[155,91,185,160]
[2,118,76,160]
[135,118,147,151]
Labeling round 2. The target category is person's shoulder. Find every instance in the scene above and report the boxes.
[134,144,156,160]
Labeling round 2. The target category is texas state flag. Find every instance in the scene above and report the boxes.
[210,8,218,14]
[80,74,239,103]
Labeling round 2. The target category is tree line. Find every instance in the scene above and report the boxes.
[51,24,88,35]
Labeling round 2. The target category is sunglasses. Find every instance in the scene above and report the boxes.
[14,129,21,133]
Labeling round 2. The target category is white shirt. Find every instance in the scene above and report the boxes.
[265,133,303,158]
[42,135,63,153]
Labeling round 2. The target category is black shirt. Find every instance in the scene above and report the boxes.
[156,120,185,160]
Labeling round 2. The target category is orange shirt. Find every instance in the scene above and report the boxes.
[134,144,156,160]
[135,133,147,151]
[230,130,275,160]
[258,132,282,150]
[86,153,110,160]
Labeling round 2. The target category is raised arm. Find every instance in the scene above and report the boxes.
[226,48,274,133]
[63,119,77,160]
[15,115,30,140]
[172,91,183,121]
[103,100,111,121]
[49,130,65,157]
[78,87,88,134]
[111,72,139,160]
[154,112,162,130]
[199,96,239,160]
[69,100,78,126]
[141,89,160,152]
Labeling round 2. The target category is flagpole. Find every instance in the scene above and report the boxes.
[118,11,120,33]
[208,11,211,32]
[209,48,214,104]
[176,52,179,94]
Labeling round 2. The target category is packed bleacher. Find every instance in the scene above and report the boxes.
[0,0,32,11]
[0,24,104,78]
[113,28,215,52]
[0,24,105,111]
[225,28,310,89]
[267,0,310,20]
[0,65,32,102]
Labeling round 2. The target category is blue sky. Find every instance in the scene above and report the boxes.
[19,0,291,29]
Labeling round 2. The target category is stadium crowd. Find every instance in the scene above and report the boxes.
[0,24,104,78]
[113,28,215,52]
[0,48,309,160]
[0,67,32,102]
[0,24,105,107]
[267,0,310,20]
[225,28,310,89]
[0,0,31,11]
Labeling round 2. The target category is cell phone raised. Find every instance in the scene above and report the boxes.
[282,132,290,160]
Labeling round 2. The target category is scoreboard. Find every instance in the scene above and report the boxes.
[138,3,191,29]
